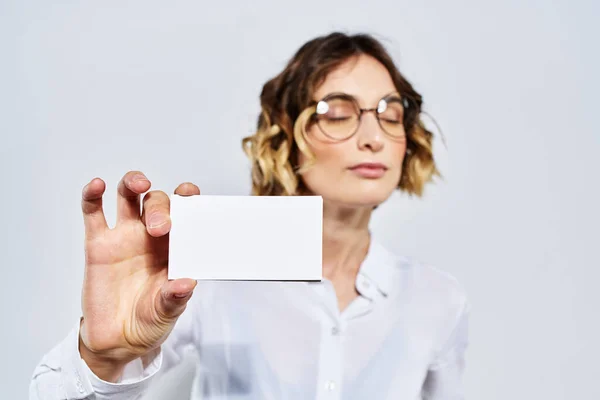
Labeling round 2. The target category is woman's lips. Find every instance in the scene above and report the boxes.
[348,162,387,179]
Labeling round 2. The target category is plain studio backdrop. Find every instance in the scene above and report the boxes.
[1,0,599,398]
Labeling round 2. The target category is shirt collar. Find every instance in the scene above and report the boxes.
[355,236,399,299]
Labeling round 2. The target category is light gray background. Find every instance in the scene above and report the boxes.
[1,0,599,399]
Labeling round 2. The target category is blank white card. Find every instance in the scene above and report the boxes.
[168,195,323,281]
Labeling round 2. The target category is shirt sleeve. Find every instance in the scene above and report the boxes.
[421,300,470,400]
[29,295,198,400]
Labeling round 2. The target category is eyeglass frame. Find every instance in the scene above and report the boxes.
[305,91,416,142]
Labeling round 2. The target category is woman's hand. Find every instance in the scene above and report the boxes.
[78,171,199,382]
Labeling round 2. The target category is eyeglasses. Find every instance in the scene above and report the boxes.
[308,92,412,141]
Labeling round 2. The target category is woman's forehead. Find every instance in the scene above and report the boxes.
[314,55,398,105]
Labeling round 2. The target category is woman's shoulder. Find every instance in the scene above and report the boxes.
[378,241,469,314]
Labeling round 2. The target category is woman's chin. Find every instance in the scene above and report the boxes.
[322,189,395,209]
[306,179,398,209]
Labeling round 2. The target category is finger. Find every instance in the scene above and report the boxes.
[82,178,109,238]
[116,171,151,224]
[174,182,200,196]
[155,278,197,319]
[141,190,171,237]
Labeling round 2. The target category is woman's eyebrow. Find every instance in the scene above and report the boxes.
[382,91,402,99]
[316,90,402,105]
[320,91,354,98]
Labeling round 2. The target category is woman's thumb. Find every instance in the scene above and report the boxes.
[156,278,197,319]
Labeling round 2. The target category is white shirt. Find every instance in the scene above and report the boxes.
[30,238,470,399]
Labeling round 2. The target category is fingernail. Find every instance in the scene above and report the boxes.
[148,214,166,229]
[132,174,149,183]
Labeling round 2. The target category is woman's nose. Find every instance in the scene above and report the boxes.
[356,113,384,152]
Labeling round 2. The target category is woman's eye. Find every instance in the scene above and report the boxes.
[379,110,402,122]
[328,116,351,121]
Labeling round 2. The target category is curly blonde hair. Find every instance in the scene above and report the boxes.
[242,32,439,197]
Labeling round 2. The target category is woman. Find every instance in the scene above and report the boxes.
[30,32,469,399]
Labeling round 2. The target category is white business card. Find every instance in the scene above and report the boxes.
[168,195,323,281]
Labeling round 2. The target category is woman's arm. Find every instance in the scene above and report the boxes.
[422,301,470,400]
[29,294,198,400]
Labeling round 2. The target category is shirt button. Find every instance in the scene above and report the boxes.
[75,372,84,393]
[325,380,336,391]
[331,326,340,335]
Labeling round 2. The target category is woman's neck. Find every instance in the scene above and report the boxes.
[321,202,372,282]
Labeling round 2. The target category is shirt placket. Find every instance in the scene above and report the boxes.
[313,276,377,400]
[315,280,344,400]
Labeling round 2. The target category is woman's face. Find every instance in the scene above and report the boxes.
[298,55,407,208]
